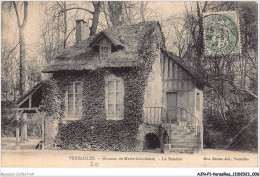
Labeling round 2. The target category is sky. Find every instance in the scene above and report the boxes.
[2,1,187,43]
[1,1,189,64]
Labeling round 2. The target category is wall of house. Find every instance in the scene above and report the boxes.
[42,59,160,151]
[160,52,196,122]
[143,48,163,124]
[194,87,203,123]
[194,87,203,150]
[136,123,166,151]
[160,53,204,150]
[44,68,144,151]
[44,115,59,149]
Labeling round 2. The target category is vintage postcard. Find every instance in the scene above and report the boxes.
[1,1,258,176]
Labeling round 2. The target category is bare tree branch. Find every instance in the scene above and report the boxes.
[58,7,94,17]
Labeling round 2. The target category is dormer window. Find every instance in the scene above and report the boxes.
[99,43,111,60]
[90,33,125,61]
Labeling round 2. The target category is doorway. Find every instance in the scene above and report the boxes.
[167,92,177,123]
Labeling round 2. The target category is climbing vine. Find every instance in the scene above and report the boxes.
[42,27,163,151]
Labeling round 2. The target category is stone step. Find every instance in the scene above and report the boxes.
[163,125,196,132]
[171,141,198,146]
[171,142,199,148]
[170,132,194,136]
[169,138,198,144]
[162,124,185,128]
[169,147,194,154]
[169,133,197,139]
[169,127,194,132]
[163,126,186,131]
[165,128,193,134]
[170,135,198,140]
[178,134,197,139]
[171,132,198,137]
[162,124,195,129]
[171,144,199,149]
[170,131,195,135]
[171,133,197,138]
[162,121,193,127]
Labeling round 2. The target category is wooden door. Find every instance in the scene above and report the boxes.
[167,92,177,123]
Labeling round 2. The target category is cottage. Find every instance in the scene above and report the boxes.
[15,21,204,153]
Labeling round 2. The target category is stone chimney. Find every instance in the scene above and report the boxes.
[76,19,89,43]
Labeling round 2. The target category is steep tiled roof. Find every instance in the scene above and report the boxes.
[43,21,162,73]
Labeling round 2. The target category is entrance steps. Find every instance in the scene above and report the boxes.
[163,121,200,154]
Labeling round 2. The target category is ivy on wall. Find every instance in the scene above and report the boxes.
[41,79,66,120]
[42,27,164,151]
[54,120,138,151]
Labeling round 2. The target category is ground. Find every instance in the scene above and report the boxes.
[1,137,258,167]
[1,136,41,150]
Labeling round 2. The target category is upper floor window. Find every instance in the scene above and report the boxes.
[66,82,82,118]
[99,44,111,60]
[105,75,124,120]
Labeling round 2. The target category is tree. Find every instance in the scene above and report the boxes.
[90,1,102,35]
[176,1,258,150]
[1,27,20,101]
[102,2,153,28]
[56,1,102,36]
[13,1,28,96]
[12,1,29,141]
[163,1,257,150]
[40,1,103,65]
[140,2,148,22]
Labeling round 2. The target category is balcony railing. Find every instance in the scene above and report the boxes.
[143,106,200,136]
[143,107,168,125]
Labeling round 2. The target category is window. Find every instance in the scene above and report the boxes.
[105,76,124,120]
[100,44,111,60]
[196,92,200,111]
[66,82,82,118]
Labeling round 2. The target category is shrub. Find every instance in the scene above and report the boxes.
[203,100,257,152]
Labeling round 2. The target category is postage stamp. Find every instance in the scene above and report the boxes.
[203,11,241,56]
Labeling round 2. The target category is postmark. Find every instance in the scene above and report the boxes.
[203,12,241,56]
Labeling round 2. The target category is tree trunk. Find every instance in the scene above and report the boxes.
[19,31,28,141]
[19,30,25,95]
[57,16,60,52]
[140,2,145,22]
[21,113,28,141]
[13,1,29,141]
[90,2,102,36]
[13,1,28,96]
[195,1,203,71]
[63,2,67,49]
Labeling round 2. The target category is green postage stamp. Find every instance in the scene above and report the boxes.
[203,11,241,56]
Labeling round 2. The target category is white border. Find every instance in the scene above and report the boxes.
[1,167,259,176]
[1,1,259,177]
